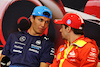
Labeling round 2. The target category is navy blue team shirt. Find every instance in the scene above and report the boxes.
[2,31,55,67]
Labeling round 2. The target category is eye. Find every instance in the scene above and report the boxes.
[39,19,43,22]
[45,21,49,23]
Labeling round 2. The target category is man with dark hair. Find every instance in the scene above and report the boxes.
[50,13,99,67]
[0,6,54,67]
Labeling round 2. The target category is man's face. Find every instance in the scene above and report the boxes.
[31,16,50,35]
[60,25,68,40]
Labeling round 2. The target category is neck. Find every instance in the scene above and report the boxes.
[28,28,40,36]
[69,34,82,43]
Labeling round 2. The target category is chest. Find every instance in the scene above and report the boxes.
[56,45,81,62]
[10,35,44,57]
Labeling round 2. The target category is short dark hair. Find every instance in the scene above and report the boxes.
[32,15,36,19]
[64,24,84,35]
[64,24,68,29]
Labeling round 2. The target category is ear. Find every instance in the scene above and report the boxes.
[30,15,34,23]
[67,26,72,33]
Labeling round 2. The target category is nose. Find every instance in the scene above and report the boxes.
[41,22,45,27]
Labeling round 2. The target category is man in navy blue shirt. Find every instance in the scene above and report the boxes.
[0,6,55,67]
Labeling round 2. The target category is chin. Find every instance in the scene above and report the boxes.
[61,35,67,39]
[37,32,44,34]
[62,37,66,40]
[62,37,65,40]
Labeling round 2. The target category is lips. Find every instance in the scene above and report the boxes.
[39,28,45,32]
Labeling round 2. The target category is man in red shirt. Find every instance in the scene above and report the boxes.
[50,13,99,67]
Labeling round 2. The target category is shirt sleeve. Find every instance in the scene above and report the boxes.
[40,41,55,64]
[49,45,64,67]
[80,43,99,67]
[2,34,12,56]
[49,58,58,67]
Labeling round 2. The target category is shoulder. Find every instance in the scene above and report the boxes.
[82,37,99,53]
[41,34,52,42]
[41,34,54,46]
[7,31,27,40]
[10,31,27,36]
[84,37,97,48]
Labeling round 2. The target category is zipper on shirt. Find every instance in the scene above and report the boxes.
[59,43,74,67]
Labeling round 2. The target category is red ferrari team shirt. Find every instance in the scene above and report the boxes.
[50,35,99,67]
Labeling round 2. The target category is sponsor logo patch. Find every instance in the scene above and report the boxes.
[31,44,41,50]
[50,48,55,55]
[87,48,97,62]
[36,40,41,45]
[19,36,26,42]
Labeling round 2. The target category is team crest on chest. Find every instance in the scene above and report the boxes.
[68,51,75,58]
[36,40,41,45]
[19,36,26,42]
[68,50,76,61]
[60,47,64,52]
